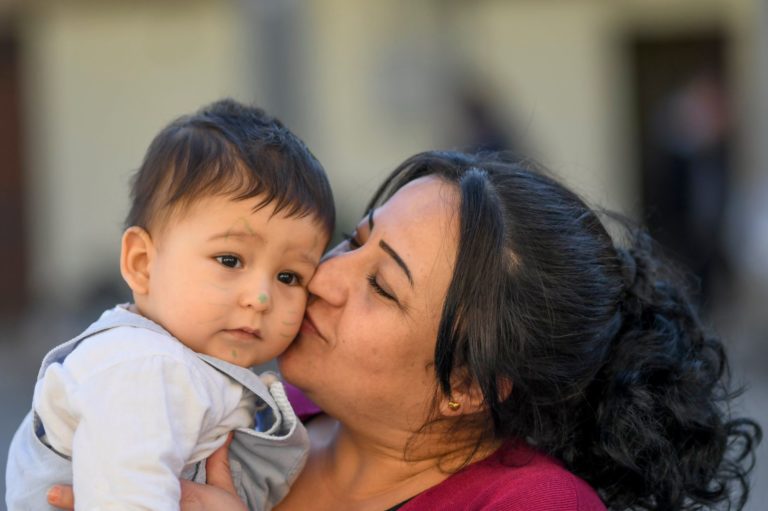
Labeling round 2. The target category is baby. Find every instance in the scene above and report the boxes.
[6,99,334,510]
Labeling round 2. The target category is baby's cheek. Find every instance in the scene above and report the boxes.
[271,288,307,339]
[277,306,304,339]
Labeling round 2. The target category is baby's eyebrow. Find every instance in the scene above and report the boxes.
[286,249,321,267]
[208,217,265,242]
[207,230,264,242]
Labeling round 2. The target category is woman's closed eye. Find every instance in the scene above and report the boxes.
[342,232,362,250]
[343,230,403,305]
[215,254,243,269]
[367,273,399,303]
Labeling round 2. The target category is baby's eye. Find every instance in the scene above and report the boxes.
[277,272,300,286]
[215,255,242,268]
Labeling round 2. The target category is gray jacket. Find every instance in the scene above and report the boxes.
[5,307,309,511]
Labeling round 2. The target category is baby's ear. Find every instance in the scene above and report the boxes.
[120,226,154,295]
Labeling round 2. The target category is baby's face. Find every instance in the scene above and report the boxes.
[140,194,328,368]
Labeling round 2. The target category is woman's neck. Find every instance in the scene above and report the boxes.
[325,421,448,499]
[276,415,499,511]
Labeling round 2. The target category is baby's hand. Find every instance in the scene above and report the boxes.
[47,486,74,509]
[180,434,246,511]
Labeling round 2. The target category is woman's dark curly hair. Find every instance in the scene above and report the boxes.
[367,150,761,510]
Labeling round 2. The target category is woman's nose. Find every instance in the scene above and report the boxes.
[307,251,349,307]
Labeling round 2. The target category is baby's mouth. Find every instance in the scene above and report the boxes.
[226,328,262,341]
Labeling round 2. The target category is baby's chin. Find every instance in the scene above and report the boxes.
[213,341,290,369]
[217,349,263,368]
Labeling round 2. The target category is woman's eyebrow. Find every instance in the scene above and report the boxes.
[379,240,413,287]
[368,209,413,287]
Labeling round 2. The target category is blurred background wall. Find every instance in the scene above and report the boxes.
[1,0,766,507]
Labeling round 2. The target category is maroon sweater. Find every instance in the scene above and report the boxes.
[286,385,606,511]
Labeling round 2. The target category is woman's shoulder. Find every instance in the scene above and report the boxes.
[405,441,606,511]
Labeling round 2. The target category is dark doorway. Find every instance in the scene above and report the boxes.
[630,32,730,306]
[0,31,26,316]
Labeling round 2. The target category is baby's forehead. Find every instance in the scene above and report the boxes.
[156,193,330,243]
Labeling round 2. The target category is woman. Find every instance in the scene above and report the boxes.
[50,151,760,510]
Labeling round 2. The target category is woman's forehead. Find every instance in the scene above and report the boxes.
[375,176,460,282]
[379,175,458,219]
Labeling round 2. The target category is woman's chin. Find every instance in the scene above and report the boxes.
[276,344,302,384]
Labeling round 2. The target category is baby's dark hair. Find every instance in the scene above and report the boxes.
[369,150,761,510]
[125,99,334,236]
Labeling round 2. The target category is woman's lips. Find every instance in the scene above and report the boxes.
[300,313,327,343]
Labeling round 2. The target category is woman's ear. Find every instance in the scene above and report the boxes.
[120,226,154,295]
[439,372,485,416]
[439,375,513,417]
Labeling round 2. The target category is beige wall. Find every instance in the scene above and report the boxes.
[15,0,763,306]
[301,0,755,220]
[449,1,623,209]
[19,0,253,305]
[449,0,753,211]
[301,0,451,224]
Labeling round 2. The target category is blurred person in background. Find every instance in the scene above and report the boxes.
[645,69,732,305]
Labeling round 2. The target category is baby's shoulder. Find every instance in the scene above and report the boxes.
[63,326,197,373]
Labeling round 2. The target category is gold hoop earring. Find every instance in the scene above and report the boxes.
[447,400,461,411]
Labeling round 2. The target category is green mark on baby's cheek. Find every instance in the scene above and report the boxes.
[231,349,238,359]
[259,293,268,304]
